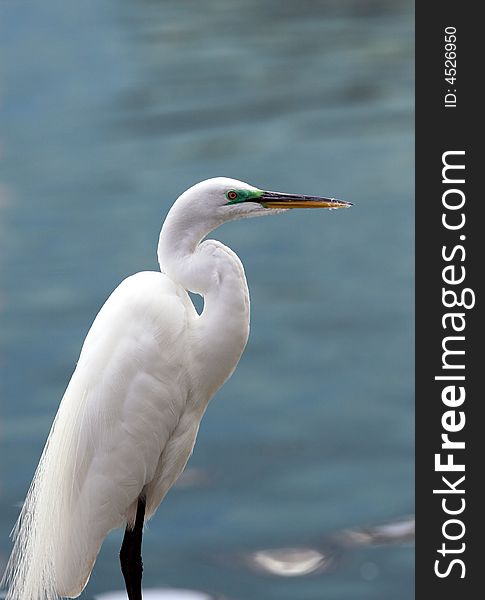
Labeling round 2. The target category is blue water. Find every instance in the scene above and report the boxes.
[0,1,414,598]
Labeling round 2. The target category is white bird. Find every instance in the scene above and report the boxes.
[1,177,351,600]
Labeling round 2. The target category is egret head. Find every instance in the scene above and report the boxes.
[176,177,352,224]
[159,177,351,288]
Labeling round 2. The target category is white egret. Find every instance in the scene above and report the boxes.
[1,177,351,600]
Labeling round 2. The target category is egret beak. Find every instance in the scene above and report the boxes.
[259,191,352,210]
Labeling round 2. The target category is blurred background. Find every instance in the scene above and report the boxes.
[0,1,414,599]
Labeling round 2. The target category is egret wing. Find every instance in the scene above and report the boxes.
[4,271,194,599]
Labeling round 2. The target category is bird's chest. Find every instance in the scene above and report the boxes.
[142,403,203,516]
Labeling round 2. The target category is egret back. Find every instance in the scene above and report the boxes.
[2,272,200,599]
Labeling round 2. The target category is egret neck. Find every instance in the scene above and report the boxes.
[157,201,250,398]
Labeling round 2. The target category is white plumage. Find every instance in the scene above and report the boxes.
[2,178,350,600]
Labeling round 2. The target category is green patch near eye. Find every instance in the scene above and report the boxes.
[225,188,263,205]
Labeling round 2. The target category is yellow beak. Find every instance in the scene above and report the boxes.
[259,191,352,209]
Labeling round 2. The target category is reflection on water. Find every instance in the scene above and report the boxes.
[236,515,414,577]
[92,516,414,599]
[248,548,331,577]
[96,590,217,600]
[0,0,413,599]
[338,516,415,548]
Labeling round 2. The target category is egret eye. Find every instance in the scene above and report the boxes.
[227,190,238,201]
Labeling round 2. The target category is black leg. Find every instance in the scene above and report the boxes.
[120,497,146,600]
